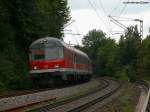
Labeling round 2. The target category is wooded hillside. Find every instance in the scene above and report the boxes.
[0,0,70,91]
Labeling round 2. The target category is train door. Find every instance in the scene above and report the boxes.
[73,53,76,71]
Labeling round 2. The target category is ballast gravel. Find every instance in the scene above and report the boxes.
[0,79,102,111]
[39,79,119,112]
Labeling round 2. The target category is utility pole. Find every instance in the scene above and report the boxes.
[109,16,143,39]
[140,20,143,39]
[134,19,143,39]
[122,1,147,39]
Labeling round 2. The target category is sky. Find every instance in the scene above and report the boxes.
[64,0,150,45]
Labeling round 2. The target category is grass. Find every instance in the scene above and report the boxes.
[141,76,150,82]
[99,80,140,112]
[106,94,134,112]
[119,94,133,112]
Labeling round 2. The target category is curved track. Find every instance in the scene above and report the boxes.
[0,82,85,99]
[0,79,102,111]
[68,80,121,112]
[30,78,121,112]
[0,88,53,99]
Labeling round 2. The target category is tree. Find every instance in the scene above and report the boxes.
[117,26,141,81]
[0,0,70,90]
[82,29,118,76]
[137,35,150,78]
[79,26,149,81]
[96,38,118,76]
[0,0,70,51]
[82,29,106,74]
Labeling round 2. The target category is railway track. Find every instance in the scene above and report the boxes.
[68,82,121,112]
[0,88,53,99]
[0,82,82,98]
[0,78,102,111]
[0,89,56,112]
[29,78,121,112]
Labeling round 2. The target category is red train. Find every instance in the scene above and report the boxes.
[29,37,92,86]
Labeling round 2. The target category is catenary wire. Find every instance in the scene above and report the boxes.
[87,0,111,36]
[109,0,122,16]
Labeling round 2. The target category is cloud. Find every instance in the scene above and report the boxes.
[64,0,150,45]
[68,0,90,10]
[64,9,109,45]
[68,0,150,15]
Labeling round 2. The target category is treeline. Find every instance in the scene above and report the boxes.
[77,26,150,81]
[0,0,70,91]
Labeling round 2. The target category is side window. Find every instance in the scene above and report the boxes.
[80,56,82,64]
[78,55,81,64]
[58,47,64,58]
[73,53,76,63]
[81,56,83,64]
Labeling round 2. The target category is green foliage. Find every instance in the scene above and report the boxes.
[0,0,70,91]
[115,69,129,81]
[119,95,133,112]
[96,38,118,76]
[137,35,150,78]
[118,26,141,66]
[82,29,107,75]
[81,25,149,81]
[82,29,118,76]
[82,29,106,48]
[116,26,141,81]
[82,29,106,59]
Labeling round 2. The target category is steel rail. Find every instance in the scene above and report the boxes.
[67,79,121,112]
[0,82,86,98]
[30,79,109,112]
[0,82,94,111]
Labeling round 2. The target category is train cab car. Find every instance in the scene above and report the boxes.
[29,37,92,86]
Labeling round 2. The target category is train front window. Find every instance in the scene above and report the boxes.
[30,47,64,60]
[45,47,64,60]
[30,48,45,60]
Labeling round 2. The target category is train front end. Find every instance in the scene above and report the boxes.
[29,37,65,86]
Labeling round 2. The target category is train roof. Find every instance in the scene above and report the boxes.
[30,37,89,59]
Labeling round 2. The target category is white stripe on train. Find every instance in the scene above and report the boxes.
[30,68,92,74]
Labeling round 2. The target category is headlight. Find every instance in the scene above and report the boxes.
[33,66,38,70]
[54,64,59,68]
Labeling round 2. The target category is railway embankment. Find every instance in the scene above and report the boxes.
[93,80,150,112]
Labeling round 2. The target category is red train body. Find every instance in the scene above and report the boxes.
[29,37,92,86]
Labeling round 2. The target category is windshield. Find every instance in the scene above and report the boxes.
[30,47,64,60]
[45,47,64,60]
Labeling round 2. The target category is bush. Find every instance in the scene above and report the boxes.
[114,69,129,81]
